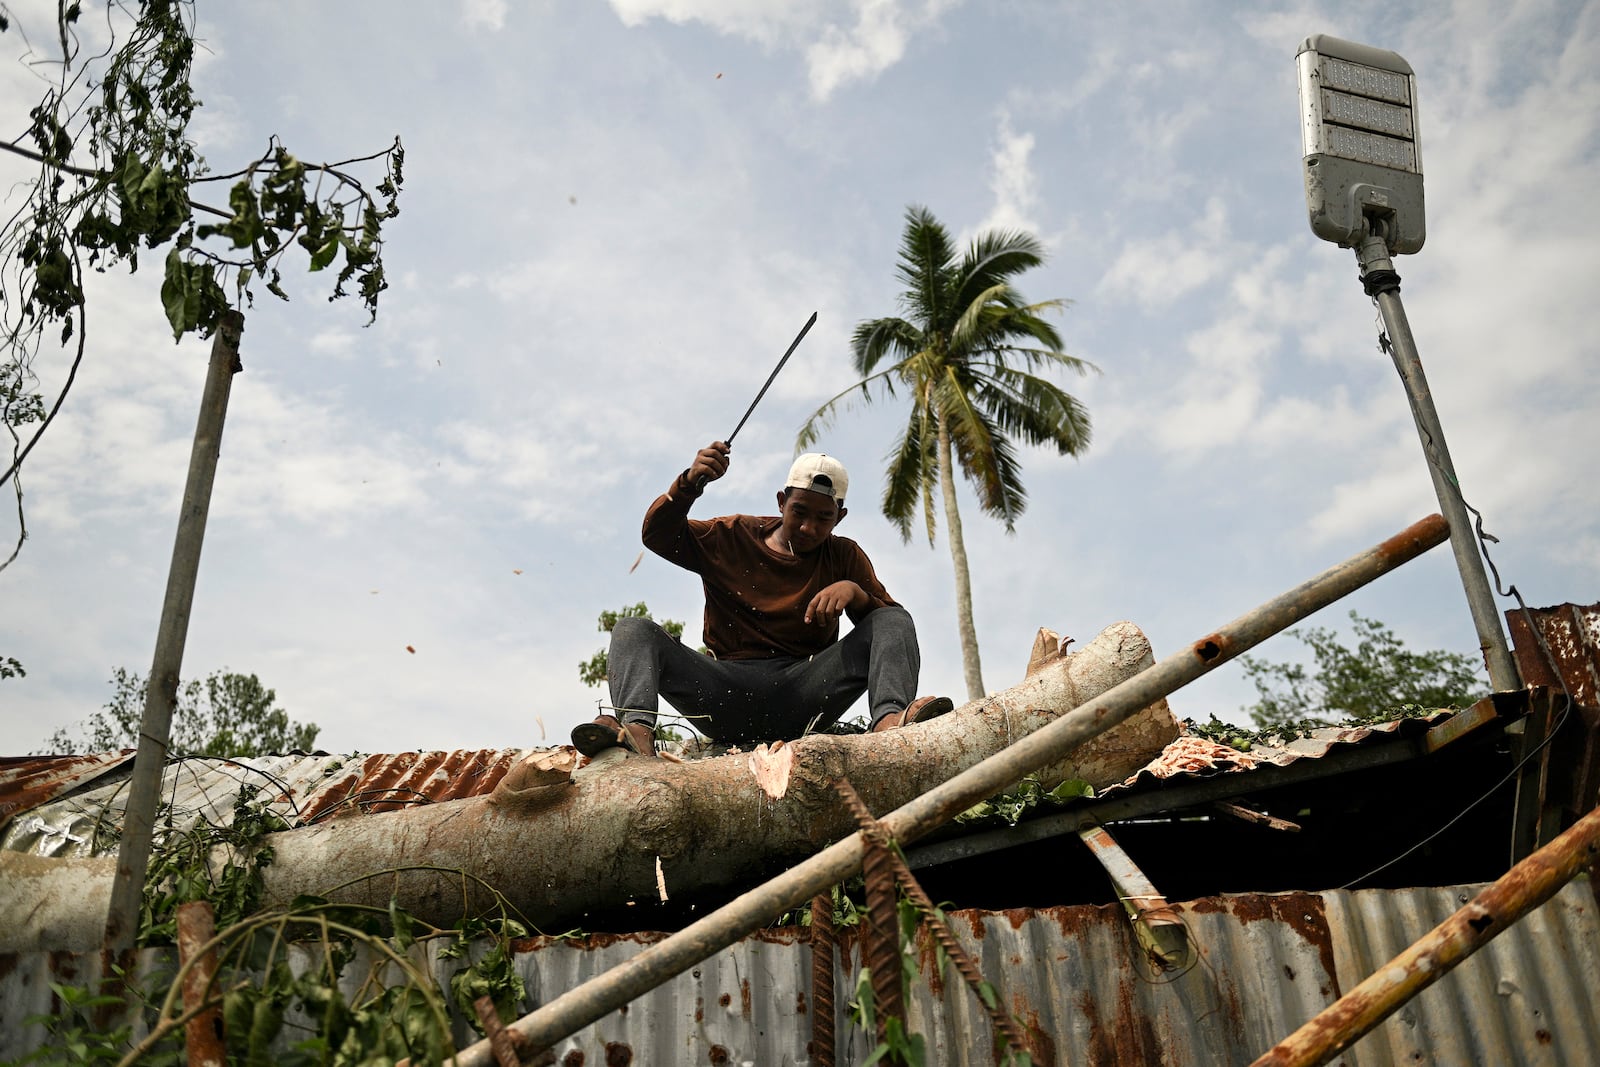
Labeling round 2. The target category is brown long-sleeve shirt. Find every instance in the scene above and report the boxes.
[642,471,898,660]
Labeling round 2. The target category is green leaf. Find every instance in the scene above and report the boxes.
[1047,778,1095,802]
[246,994,286,1066]
[159,247,191,339]
[308,235,340,272]
[390,897,415,951]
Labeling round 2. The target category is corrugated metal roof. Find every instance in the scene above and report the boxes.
[1109,714,1455,796]
[0,749,532,858]
[0,752,133,831]
[3,879,1594,1064]
[0,711,1478,858]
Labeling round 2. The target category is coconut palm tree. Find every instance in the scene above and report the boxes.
[798,205,1093,700]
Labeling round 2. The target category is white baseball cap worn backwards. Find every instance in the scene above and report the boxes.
[785,453,848,504]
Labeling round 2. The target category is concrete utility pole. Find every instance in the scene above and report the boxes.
[104,310,244,957]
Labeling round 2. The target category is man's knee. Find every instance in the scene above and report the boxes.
[610,615,675,650]
[863,605,915,640]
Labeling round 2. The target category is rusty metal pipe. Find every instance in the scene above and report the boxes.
[442,514,1450,1064]
[1250,800,1600,1067]
[177,901,224,1067]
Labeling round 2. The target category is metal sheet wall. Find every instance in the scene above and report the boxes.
[4,880,1595,1065]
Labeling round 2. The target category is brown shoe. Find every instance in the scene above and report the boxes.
[571,715,657,757]
[871,695,954,732]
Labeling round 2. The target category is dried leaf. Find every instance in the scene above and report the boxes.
[513,568,523,575]
[628,550,645,574]
[655,856,669,901]
[405,645,416,654]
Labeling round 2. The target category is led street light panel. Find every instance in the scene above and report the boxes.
[1297,35,1425,253]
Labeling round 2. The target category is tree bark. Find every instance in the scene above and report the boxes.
[937,412,985,700]
[0,622,1176,953]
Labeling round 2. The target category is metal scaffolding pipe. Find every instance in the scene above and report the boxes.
[442,513,1450,1064]
[1250,800,1600,1067]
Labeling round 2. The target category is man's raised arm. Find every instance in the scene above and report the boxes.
[642,441,730,567]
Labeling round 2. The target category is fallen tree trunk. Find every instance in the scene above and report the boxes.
[0,622,1176,952]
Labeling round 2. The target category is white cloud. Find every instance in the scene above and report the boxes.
[606,0,958,100]
[607,0,816,42]
[1097,198,1231,311]
[975,115,1039,236]
[806,0,913,100]
[461,0,509,31]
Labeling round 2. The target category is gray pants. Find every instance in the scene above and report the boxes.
[607,606,921,742]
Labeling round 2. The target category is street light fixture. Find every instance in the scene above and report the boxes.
[1297,35,1425,253]
[1295,35,1519,693]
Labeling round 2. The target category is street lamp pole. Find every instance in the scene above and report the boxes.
[1296,34,1518,690]
[1353,233,1519,690]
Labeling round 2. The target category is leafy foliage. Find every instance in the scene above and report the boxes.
[138,786,291,943]
[2,787,539,1066]
[1238,611,1484,730]
[0,1,403,568]
[1,655,23,681]
[955,774,1095,827]
[39,666,320,756]
[4,982,140,1066]
[851,967,928,1067]
[577,601,691,687]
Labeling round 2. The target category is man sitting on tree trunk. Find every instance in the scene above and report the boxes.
[572,441,952,758]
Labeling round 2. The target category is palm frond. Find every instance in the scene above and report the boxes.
[971,365,1093,455]
[795,364,906,450]
[896,205,958,331]
[936,369,1028,529]
[949,282,1012,351]
[973,344,1096,378]
[955,229,1047,306]
[851,316,922,377]
[964,305,1067,358]
[882,405,936,544]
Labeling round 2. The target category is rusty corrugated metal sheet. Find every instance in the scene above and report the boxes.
[4,879,1594,1064]
[0,749,530,858]
[0,709,1475,857]
[1508,601,1600,708]
[0,753,133,835]
[1106,713,1454,796]
[295,749,527,820]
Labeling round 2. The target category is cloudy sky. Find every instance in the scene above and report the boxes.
[3,0,1596,755]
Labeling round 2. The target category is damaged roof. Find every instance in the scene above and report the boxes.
[0,709,1480,861]
[0,748,532,857]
